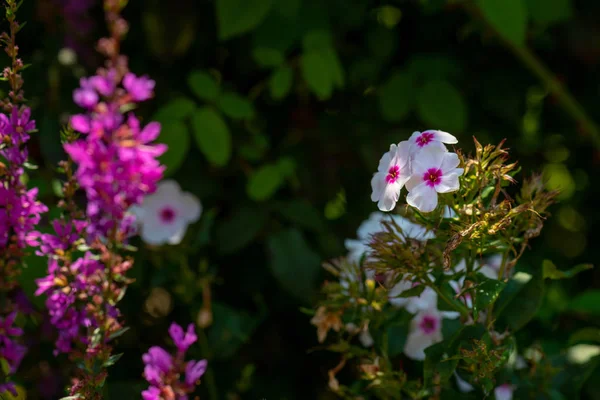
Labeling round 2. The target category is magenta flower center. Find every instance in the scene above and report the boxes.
[386,165,400,184]
[419,315,438,334]
[159,206,176,224]
[423,168,442,187]
[416,132,434,147]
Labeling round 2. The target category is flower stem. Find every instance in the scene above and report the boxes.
[465,4,600,148]
[197,328,219,400]
[424,275,470,316]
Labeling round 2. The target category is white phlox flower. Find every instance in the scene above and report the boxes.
[371,141,412,211]
[408,130,458,154]
[494,384,515,400]
[406,146,464,213]
[345,322,375,347]
[345,212,434,264]
[454,372,474,393]
[133,180,202,245]
[403,307,444,360]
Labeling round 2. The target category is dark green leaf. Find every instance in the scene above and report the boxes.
[217,92,255,119]
[217,0,274,40]
[526,0,571,26]
[477,0,528,46]
[108,327,130,341]
[247,164,285,201]
[208,302,263,359]
[152,97,197,123]
[301,30,333,51]
[252,47,285,68]
[496,271,544,331]
[569,291,600,315]
[191,107,231,167]
[273,199,326,232]
[269,66,294,100]
[416,80,467,132]
[471,274,506,319]
[301,51,333,100]
[267,228,321,300]
[542,260,593,280]
[187,70,220,101]
[193,208,218,248]
[378,71,414,122]
[394,284,426,299]
[157,121,190,177]
[215,206,268,254]
[569,328,600,346]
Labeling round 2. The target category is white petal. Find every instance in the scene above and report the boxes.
[406,182,438,213]
[408,131,421,144]
[440,152,460,172]
[479,265,498,280]
[443,206,457,218]
[359,330,374,347]
[430,130,458,144]
[345,239,370,264]
[377,145,396,172]
[404,330,437,360]
[377,181,401,212]
[494,384,514,400]
[455,373,475,393]
[178,192,202,222]
[405,175,421,192]
[412,145,446,175]
[167,223,189,245]
[436,173,461,193]
[406,287,438,313]
[156,179,182,196]
[441,310,460,319]
[370,172,386,202]
[395,140,411,164]
[140,218,168,245]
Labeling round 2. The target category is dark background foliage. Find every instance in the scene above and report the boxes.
[3,0,600,398]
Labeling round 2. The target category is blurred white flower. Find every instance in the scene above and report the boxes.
[58,47,77,66]
[409,130,457,154]
[454,372,474,393]
[133,180,202,245]
[345,212,434,264]
[406,146,464,213]
[371,141,412,211]
[404,307,444,360]
[494,384,514,400]
[345,323,374,347]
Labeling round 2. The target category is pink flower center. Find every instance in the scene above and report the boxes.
[419,315,438,334]
[416,132,434,147]
[423,168,442,187]
[386,165,400,184]
[159,206,176,224]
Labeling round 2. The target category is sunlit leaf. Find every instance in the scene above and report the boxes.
[542,260,593,280]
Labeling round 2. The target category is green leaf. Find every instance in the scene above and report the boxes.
[471,275,505,320]
[569,328,600,346]
[191,107,231,167]
[496,271,544,331]
[108,327,130,341]
[526,0,571,26]
[424,341,459,385]
[217,92,255,119]
[17,254,48,309]
[247,164,285,201]
[477,0,528,46]
[193,208,218,249]
[217,0,274,40]
[394,284,426,299]
[267,228,321,300]
[152,97,197,123]
[103,353,123,367]
[569,291,600,315]
[407,54,461,83]
[208,302,263,358]
[215,206,268,254]
[187,70,220,101]
[302,30,333,51]
[301,51,333,100]
[252,47,285,68]
[239,133,270,161]
[416,80,467,132]
[324,189,346,220]
[378,71,414,122]
[273,199,325,232]
[542,260,593,280]
[157,121,190,177]
[269,66,293,100]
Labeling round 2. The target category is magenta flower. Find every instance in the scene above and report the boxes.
[169,323,198,353]
[123,73,155,101]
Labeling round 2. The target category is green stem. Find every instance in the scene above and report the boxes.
[424,275,470,316]
[466,4,600,148]
[198,328,219,400]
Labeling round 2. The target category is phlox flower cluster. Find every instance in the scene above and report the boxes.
[371,130,463,213]
[142,323,207,400]
[66,69,166,240]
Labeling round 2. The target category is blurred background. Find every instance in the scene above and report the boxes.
[5,0,600,398]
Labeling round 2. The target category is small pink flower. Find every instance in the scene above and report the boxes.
[370,141,411,212]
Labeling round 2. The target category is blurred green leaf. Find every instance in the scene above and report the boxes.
[378,71,414,122]
[569,328,600,346]
[187,70,220,101]
[526,0,572,26]
[191,107,231,167]
[152,97,197,123]
[387,323,408,357]
[209,302,262,358]
[477,0,528,46]
[247,164,285,201]
[193,208,218,249]
[496,271,544,331]
[157,121,190,177]
[217,0,274,40]
[302,30,333,51]
[301,51,333,100]
[216,206,268,254]
[252,47,285,68]
[417,80,467,132]
[267,228,321,300]
[269,66,294,100]
[273,199,325,232]
[239,133,270,162]
[324,189,346,220]
[543,260,593,280]
[217,92,255,119]
[106,382,148,400]
[407,54,461,83]
[18,254,48,309]
[569,291,600,315]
